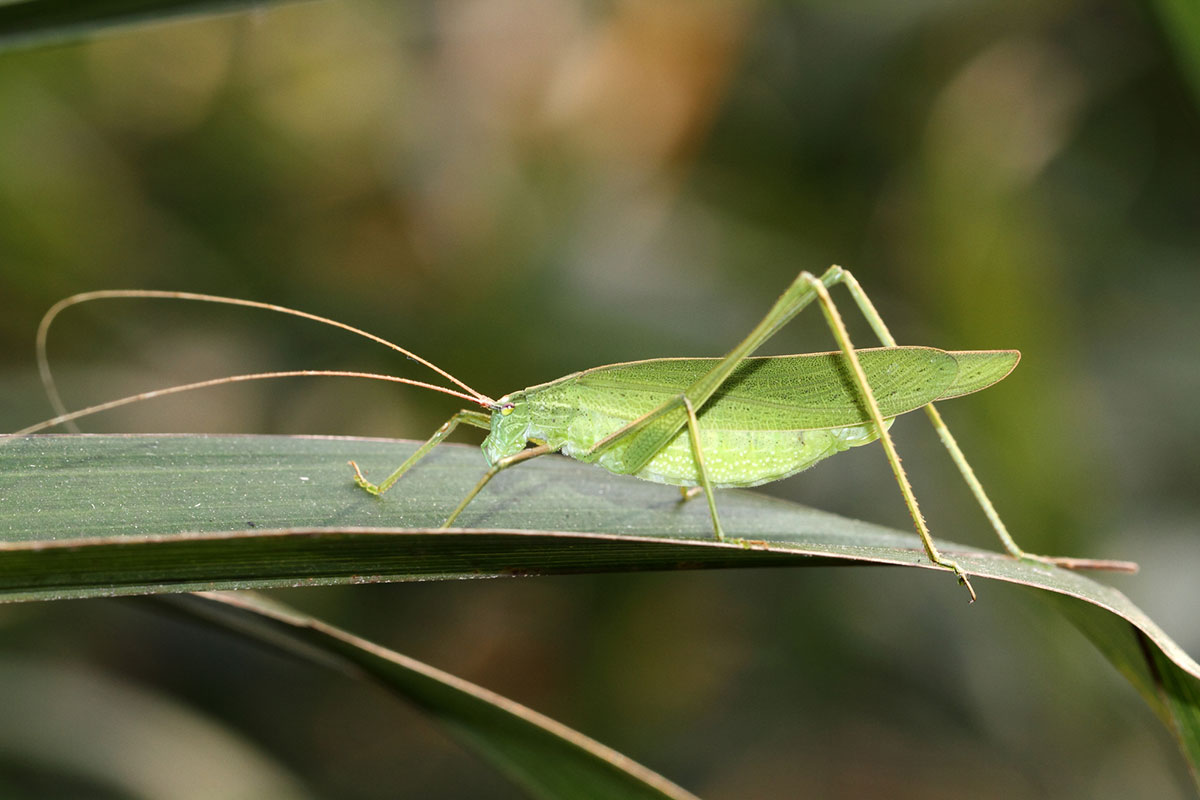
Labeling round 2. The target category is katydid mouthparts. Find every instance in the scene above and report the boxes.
[14,266,1137,600]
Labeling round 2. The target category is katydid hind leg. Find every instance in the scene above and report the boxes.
[829,271,1031,555]
[589,264,976,593]
[801,272,977,600]
[832,269,1134,573]
[576,266,965,576]
[351,409,492,496]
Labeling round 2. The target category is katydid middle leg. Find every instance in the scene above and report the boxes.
[442,444,554,528]
[584,391,728,538]
[681,395,724,539]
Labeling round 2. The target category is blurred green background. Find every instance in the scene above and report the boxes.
[1,0,1199,797]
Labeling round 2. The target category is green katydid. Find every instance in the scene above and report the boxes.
[16,266,1134,600]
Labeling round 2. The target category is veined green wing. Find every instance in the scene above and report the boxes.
[532,347,1018,433]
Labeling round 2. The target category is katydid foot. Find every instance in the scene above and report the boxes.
[348,461,382,496]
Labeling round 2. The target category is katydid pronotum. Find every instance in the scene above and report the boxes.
[15,266,1136,600]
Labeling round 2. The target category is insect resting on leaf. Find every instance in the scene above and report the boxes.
[16,266,1136,600]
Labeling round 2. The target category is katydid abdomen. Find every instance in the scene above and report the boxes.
[578,416,884,488]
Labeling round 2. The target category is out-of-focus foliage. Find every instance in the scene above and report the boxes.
[0,0,292,52]
[1,1,1198,797]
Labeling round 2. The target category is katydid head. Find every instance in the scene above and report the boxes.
[481,393,530,466]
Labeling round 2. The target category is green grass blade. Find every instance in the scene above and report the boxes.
[1047,594,1200,793]
[2,433,1198,783]
[166,591,698,800]
[0,0,310,52]
[1151,0,1200,105]
[0,655,311,798]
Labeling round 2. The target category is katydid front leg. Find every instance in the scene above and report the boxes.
[351,409,492,496]
[350,411,556,529]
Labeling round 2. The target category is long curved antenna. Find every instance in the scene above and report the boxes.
[37,290,494,430]
[6,370,492,439]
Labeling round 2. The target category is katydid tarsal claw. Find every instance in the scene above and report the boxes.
[16,267,1138,600]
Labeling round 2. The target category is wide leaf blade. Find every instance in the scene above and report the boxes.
[1,433,1197,788]
[0,433,1029,600]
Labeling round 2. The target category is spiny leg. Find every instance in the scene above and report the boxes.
[831,269,1133,572]
[566,266,975,595]
[442,444,554,528]
[570,266,972,591]
[681,396,725,540]
[351,409,492,496]
[829,269,1032,554]
[801,270,977,600]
